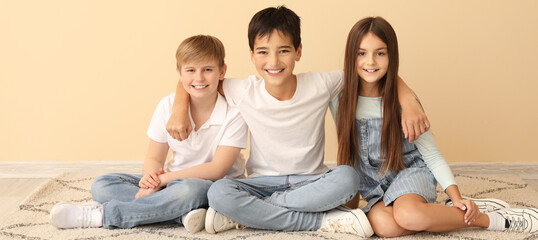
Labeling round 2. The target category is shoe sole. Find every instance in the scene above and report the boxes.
[205,207,218,234]
[183,208,207,234]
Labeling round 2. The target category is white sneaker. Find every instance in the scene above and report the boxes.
[319,206,374,237]
[204,207,244,234]
[445,196,510,213]
[491,208,538,233]
[50,202,103,228]
[181,208,206,234]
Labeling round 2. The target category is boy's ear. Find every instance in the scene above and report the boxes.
[176,67,183,81]
[250,49,255,64]
[219,64,227,80]
[295,43,303,61]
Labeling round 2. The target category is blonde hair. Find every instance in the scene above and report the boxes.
[175,35,225,69]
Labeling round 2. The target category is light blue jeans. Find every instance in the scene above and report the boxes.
[91,173,212,229]
[207,165,360,231]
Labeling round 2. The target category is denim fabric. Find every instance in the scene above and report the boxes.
[207,165,360,231]
[91,173,212,229]
[356,118,437,212]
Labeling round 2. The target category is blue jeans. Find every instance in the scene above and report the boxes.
[207,165,360,231]
[91,173,213,229]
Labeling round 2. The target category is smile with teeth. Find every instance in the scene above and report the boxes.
[266,69,284,74]
[364,69,379,73]
[192,85,208,89]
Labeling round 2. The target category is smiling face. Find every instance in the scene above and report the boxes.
[356,32,389,91]
[179,60,225,102]
[250,29,302,89]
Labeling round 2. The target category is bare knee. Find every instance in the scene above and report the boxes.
[368,204,407,238]
[393,202,429,231]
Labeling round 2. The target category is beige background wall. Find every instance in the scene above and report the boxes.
[1,0,537,163]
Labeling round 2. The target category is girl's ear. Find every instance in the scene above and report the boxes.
[219,64,227,80]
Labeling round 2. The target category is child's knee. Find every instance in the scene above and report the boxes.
[330,165,360,191]
[173,178,212,199]
[393,203,428,231]
[368,208,406,237]
[207,178,237,211]
[373,222,407,238]
[91,176,108,202]
[90,173,121,202]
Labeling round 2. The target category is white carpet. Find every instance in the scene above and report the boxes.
[1,173,537,240]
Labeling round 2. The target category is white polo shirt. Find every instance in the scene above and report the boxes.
[147,93,248,178]
[222,71,343,177]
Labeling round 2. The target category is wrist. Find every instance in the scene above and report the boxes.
[158,174,168,188]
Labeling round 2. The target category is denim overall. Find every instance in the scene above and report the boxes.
[356,118,437,212]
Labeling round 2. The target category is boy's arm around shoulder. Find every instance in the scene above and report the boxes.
[397,76,431,142]
[166,79,228,142]
[167,81,192,141]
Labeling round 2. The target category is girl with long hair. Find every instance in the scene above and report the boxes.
[331,17,537,237]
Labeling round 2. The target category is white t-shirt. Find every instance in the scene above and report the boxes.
[147,93,248,178]
[223,71,343,177]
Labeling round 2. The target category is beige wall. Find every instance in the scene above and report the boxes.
[1,0,537,163]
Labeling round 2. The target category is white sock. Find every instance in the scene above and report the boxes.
[181,213,187,224]
[320,212,327,227]
[486,212,504,231]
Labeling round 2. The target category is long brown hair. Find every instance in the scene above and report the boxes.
[337,17,404,175]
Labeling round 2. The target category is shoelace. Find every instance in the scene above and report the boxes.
[219,217,244,231]
[80,205,100,228]
[319,219,355,234]
[507,216,527,232]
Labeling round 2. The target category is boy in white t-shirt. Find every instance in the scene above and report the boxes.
[49,35,248,234]
[167,7,429,237]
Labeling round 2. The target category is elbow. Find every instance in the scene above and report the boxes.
[207,164,229,181]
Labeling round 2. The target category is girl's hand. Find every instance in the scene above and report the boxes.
[166,111,192,141]
[139,168,165,189]
[452,199,480,225]
[135,186,160,199]
[401,104,430,142]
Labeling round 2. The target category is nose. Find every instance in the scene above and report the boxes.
[195,70,204,81]
[366,53,376,65]
[268,52,279,67]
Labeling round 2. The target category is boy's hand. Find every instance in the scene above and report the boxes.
[166,111,192,141]
[139,168,165,189]
[451,199,480,225]
[401,100,430,142]
[135,186,161,199]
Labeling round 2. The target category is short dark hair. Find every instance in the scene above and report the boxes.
[248,5,301,51]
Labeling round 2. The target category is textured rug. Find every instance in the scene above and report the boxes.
[0,173,537,240]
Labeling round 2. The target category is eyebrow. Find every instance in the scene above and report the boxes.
[255,45,293,51]
[183,65,216,69]
[359,48,387,51]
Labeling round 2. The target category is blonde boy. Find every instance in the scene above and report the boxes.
[49,35,247,234]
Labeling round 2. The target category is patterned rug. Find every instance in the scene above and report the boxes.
[0,173,537,240]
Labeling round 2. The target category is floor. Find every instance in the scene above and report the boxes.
[1,161,537,217]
